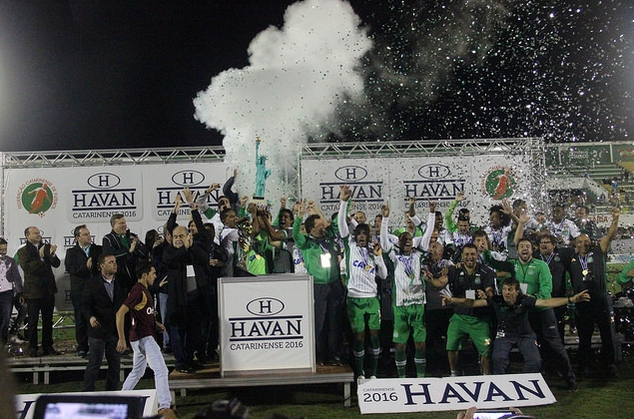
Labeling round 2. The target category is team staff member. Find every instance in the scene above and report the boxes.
[567,208,620,379]
[536,234,575,343]
[484,236,577,390]
[65,224,102,357]
[293,196,344,365]
[443,277,591,376]
[432,244,495,376]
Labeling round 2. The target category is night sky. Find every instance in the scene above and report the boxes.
[0,0,632,152]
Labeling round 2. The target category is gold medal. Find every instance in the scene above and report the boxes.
[409,273,415,279]
[364,265,372,272]
[582,269,588,276]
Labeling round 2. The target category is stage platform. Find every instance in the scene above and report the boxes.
[7,352,176,385]
[168,363,355,407]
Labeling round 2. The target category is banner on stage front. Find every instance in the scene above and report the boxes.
[218,274,315,376]
[357,374,556,414]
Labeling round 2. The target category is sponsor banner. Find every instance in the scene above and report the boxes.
[218,274,315,376]
[301,155,534,226]
[3,163,228,311]
[357,374,556,414]
[148,165,230,221]
[15,389,158,419]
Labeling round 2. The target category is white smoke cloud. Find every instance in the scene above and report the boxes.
[193,0,371,199]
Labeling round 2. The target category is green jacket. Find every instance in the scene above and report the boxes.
[292,214,340,285]
[483,251,553,300]
[617,259,634,285]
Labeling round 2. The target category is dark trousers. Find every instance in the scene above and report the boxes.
[424,308,453,375]
[71,290,88,352]
[529,308,575,380]
[0,290,13,343]
[492,334,542,374]
[26,295,55,349]
[576,296,616,367]
[84,336,121,391]
[314,281,345,363]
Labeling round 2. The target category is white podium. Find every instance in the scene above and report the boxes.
[218,273,315,377]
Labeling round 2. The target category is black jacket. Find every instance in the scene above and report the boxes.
[17,242,60,299]
[64,243,102,294]
[102,230,147,290]
[82,274,127,340]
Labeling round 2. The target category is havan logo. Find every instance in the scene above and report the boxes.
[171,170,206,187]
[87,173,121,189]
[246,297,285,316]
[334,166,368,182]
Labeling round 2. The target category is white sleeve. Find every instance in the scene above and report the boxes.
[338,200,350,238]
[415,212,436,252]
[380,216,393,253]
[374,254,388,279]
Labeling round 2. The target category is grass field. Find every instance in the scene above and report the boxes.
[14,354,634,419]
[11,305,634,419]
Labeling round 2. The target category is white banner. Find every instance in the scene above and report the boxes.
[3,163,229,311]
[218,274,315,376]
[300,154,534,227]
[357,374,556,414]
[15,389,158,419]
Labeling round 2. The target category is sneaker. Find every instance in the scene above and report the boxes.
[369,375,377,380]
[174,364,195,374]
[357,375,366,385]
[9,335,26,344]
[77,350,88,357]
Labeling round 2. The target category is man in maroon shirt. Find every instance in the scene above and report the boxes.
[116,261,173,416]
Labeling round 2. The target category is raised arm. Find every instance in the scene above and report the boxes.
[536,289,590,308]
[338,185,352,239]
[415,201,437,252]
[599,208,620,253]
[373,243,388,279]
[379,202,392,253]
[441,294,488,309]
[445,191,465,233]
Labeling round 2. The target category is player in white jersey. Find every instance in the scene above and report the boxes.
[380,200,436,378]
[338,186,387,383]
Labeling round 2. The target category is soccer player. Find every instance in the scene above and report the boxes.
[380,200,436,378]
[338,185,387,383]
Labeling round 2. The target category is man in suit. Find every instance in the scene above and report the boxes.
[102,214,147,291]
[17,226,61,357]
[82,253,126,391]
[64,224,102,357]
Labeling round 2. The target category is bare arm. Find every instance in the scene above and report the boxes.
[535,289,591,308]
[599,208,620,253]
[115,304,130,353]
[441,294,487,308]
